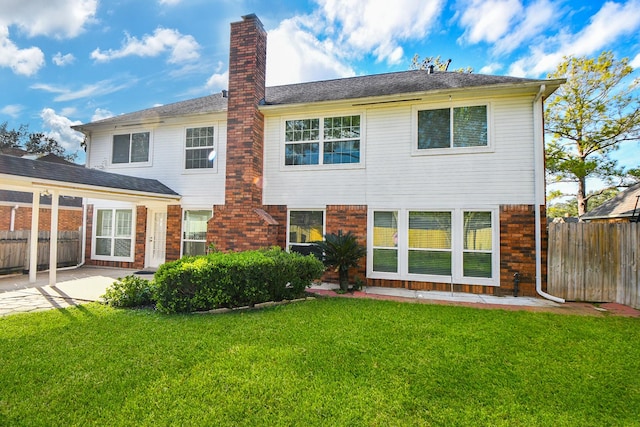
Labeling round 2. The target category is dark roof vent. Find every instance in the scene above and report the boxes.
[221,89,228,98]
[427,64,435,74]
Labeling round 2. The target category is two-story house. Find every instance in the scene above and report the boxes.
[72,14,564,298]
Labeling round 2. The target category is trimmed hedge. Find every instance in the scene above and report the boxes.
[153,247,325,314]
[102,275,156,308]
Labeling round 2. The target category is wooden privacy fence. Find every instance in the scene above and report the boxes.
[548,222,640,309]
[0,230,81,274]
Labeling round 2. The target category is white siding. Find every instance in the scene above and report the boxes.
[86,116,227,207]
[263,95,538,209]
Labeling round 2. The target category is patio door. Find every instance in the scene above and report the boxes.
[147,210,167,268]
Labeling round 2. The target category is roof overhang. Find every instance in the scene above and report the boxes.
[0,172,181,204]
[259,79,566,114]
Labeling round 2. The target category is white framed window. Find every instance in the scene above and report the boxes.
[181,210,212,256]
[283,114,362,168]
[412,103,491,156]
[185,126,215,170]
[368,208,499,286]
[287,210,325,257]
[112,132,150,164]
[92,208,134,261]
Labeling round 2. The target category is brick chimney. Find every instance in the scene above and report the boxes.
[208,14,285,251]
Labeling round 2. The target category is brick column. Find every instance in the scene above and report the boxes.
[208,14,284,251]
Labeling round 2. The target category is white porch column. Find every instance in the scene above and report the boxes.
[49,190,60,286]
[28,191,40,283]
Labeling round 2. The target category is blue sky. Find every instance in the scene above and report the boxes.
[1,0,639,172]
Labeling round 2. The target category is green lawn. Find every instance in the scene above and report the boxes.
[1,298,639,426]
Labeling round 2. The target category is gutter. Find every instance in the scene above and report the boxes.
[533,84,565,303]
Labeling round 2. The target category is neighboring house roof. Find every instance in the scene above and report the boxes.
[0,154,180,199]
[73,70,564,131]
[581,183,640,220]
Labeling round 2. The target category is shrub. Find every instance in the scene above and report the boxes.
[153,247,324,314]
[102,275,155,308]
[312,230,366,292]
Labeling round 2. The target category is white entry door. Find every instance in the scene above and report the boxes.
[148,210,167,268]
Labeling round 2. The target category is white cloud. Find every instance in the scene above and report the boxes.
[91,108,114,121]
[491,0,556,55]
[159,0,181,4]
[0,0,97,39]
[0,26,45,76]
[39,108,85,153]
[508,0,640,77]
[1,104,23,118]
[31,79,133,102]
[479,63,503,74]
[91,27,200,64]
[318,0,446,63]
[205,62,229,92]
[266,16,356,86]
[458,0,523,44]
[631,52,640,69]
[52,52,75,66]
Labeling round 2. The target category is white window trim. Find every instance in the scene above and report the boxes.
[286,208,326,251]
[109,130,153,168]
[367,208,500,286]
[91,206,136,262]
[279,113,366,171]
[180,208,213,257]
[182,125,219,174]
[411,102,493,156]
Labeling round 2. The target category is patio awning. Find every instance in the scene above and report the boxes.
[0,154,181,285]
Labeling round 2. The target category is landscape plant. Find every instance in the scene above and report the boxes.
[102,275,155,308]
[313,230,366,292]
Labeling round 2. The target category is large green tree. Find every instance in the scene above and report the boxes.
[544,51,640,216]
[0,121,76,162]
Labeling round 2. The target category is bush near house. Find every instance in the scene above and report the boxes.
[102,275,156,308]
[153,247,324,314]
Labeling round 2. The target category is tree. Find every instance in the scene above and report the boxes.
[0,121,76,162]
[545,51,640,216]
[547,188,619,218]
[312,230,366,293]
[409,54,473,73]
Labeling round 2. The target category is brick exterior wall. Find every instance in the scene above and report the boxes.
[166,205,182,261]
[84,204,145,269]
[208,14,285,252]
[0,205,82,231]
[324,205,368,283]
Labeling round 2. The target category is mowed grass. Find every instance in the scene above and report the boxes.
[1,298,639,426]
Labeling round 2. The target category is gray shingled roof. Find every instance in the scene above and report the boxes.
[74,70,557,129]
[581,183,640,220]
[0,154,179,197]
[264,70,548,105]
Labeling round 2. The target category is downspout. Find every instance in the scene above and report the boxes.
[533,84,565,303]
[10,205,18,231]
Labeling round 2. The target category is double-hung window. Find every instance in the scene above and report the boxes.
[284,115,361,166]
[288,210,324,257]
[94,208,134,260]
[112,132,150,164]
[185,126,215,169]
[369,209,497,285]
[182,210,212,256]
[416,105,488,151]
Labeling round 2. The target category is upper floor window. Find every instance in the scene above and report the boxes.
[284,115,361,166]
[112,132,150,164]
[417,105,487,150]
[185,127,215,169]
